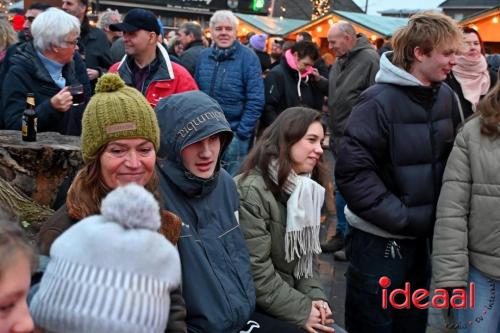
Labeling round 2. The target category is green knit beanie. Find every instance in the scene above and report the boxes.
[81,73,160,163]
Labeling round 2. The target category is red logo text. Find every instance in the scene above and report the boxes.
[379,276,475,310]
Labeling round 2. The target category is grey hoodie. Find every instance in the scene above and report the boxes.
[375,51,423,86]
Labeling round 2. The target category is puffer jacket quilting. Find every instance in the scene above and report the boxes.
[195,41,264,140]
[433,116,500,288]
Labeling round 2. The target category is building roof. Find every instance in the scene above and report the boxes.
[333,10,408,37]
[460,5,500,23]
[271,0,363,20]
[332,0,364,13]
[235,13,308,36]
[378,8,431,15]
[438,0,499,8]
[286,10,408,39]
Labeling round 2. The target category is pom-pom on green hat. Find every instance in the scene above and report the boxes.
[81,73,160,163]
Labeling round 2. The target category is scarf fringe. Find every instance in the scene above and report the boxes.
[285,225,322,279]
[268,160,324,280]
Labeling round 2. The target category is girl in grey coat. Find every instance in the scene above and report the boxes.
[432,73,500,333]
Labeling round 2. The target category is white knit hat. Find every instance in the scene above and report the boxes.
[30,184,181,333]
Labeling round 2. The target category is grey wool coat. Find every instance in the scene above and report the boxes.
[432,116,500,288]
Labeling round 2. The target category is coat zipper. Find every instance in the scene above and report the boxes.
[208,61,220,97]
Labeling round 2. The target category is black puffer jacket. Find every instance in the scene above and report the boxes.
[1,42,90,135]
[261,58,324,129]
[335,52,457,237]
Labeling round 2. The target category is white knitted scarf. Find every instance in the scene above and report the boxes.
[268,161,325,279]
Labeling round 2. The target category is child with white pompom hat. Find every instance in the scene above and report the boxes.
[30,183,181,333]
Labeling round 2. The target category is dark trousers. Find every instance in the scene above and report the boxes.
[241,311,304,332]
[345,227,430,333]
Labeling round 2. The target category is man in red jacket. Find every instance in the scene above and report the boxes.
[108,8,198,107]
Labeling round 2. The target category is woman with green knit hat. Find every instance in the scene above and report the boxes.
[38,73,187,333]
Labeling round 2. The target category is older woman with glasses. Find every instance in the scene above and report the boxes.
[1,7,90,136]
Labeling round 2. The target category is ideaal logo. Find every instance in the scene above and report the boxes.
[379,276,496,330]
[379,276,474,309]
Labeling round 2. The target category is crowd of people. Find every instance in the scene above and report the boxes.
[0,3,499,333]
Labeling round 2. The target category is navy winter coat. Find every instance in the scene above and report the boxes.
[195,41,264,140]
[155,91,256,333]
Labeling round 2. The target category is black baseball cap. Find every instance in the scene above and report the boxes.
[109,8,160,34]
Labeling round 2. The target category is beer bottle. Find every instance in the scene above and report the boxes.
[22,93,37,142]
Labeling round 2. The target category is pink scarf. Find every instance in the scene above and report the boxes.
[285,49,314,78]
[453,55,490,107]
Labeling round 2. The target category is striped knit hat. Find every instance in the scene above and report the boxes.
[30,184,181,333]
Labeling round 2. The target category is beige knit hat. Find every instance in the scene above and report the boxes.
[80,73,160,163]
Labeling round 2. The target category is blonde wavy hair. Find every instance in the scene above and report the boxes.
[392,12,462,71]
[0,19,18,51]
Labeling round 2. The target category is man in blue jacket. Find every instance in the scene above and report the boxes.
[335,12,462,333]
[195,10,264,176]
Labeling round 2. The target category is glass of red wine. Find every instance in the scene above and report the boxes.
[69,83,84,106]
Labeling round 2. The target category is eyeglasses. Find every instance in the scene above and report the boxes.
[62,38,80,47]
[25,16,36,22]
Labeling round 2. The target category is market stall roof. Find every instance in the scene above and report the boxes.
[290,10,408,38]
[461,4,499,23]
[460,5,500,43]
[336,10,408,36]
[235,13,308,36]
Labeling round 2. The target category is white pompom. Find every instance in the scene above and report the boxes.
[101,183,161,231]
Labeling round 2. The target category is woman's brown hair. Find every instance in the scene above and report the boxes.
[239,107,325,195]
[462,26,485,56]
[479,71,500,137]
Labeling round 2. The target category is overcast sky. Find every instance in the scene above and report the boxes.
[352,0,445,15]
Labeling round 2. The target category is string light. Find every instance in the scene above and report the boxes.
[311,0,330,20]
[272,3,286,17]
[0,0,12,12]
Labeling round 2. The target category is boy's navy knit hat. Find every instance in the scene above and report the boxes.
[30,184,181,333]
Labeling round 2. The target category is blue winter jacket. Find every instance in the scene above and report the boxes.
[155,91,256,333]
[195,41,264,140]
